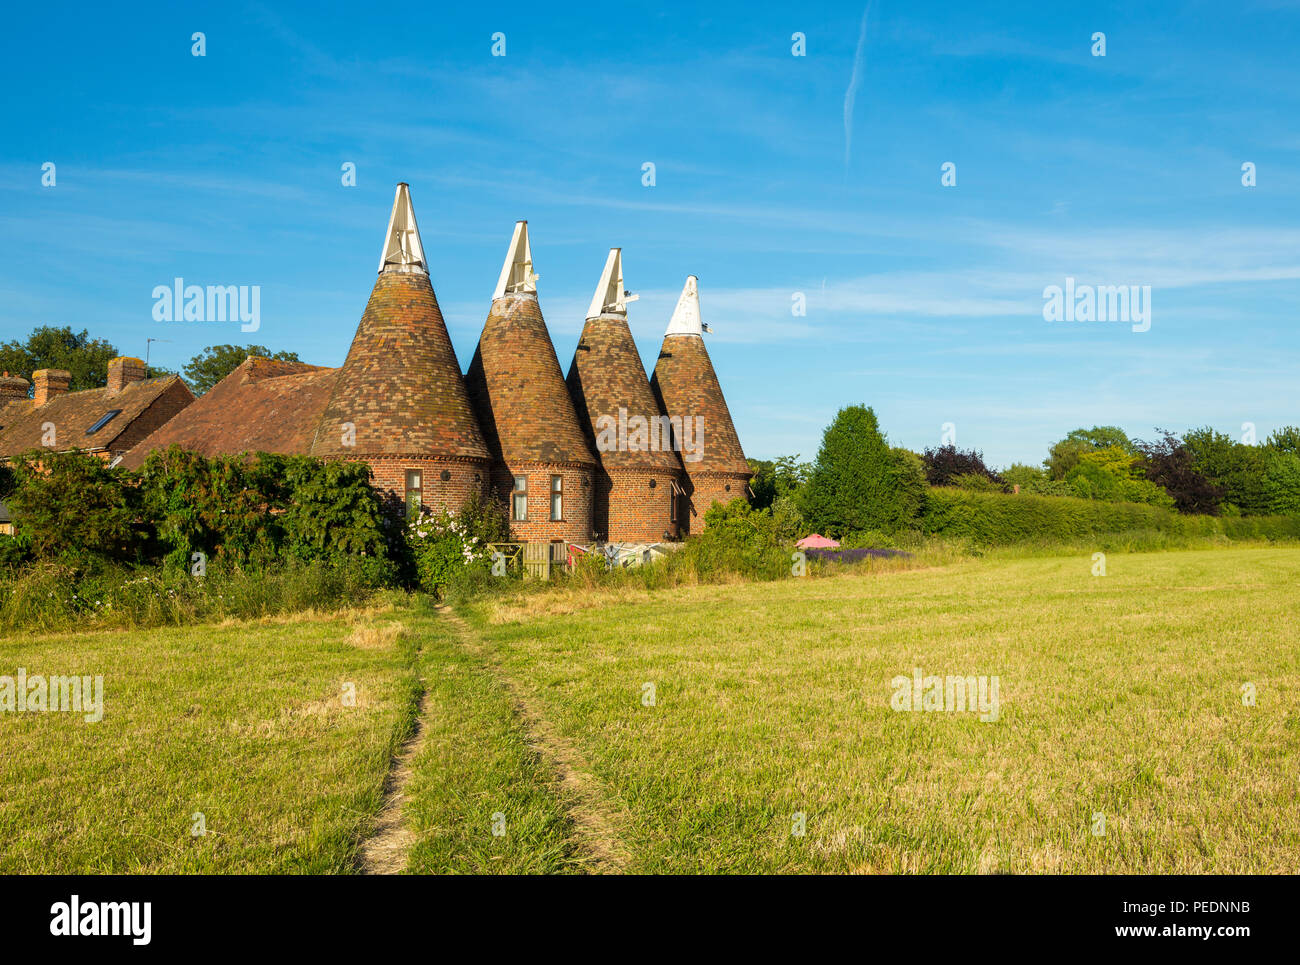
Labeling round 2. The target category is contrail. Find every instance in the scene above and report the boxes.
[843,4,871,169]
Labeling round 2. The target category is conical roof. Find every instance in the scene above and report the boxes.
[568,249,682,473]
[649,275,748,475]
[464,222,596,467]
[312,184,489,460]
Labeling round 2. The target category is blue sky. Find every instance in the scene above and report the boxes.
[2,0,1299,467]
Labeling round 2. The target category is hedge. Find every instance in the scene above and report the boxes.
[921,487,1300,545]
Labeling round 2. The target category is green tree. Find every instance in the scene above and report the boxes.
[800,405,926,538]
[0,325,121,391]
[1183,427,1272,514]
[182,344,301,394]
[1065,446,1174,507]
[1266,426,1300,456]
[748,454,812,509]
[1045,426,1135,479]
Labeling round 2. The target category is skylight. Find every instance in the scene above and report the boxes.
[86,409,122,435]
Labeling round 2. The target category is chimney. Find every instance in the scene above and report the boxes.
[107,356,147,395]
[0,372,29,405]
[32,369,71,406]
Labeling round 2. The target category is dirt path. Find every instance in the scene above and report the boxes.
[356,679,428,875]
[438,606,632,874]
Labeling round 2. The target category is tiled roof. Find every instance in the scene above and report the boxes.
[465,292,597,467]
[0,375,193,459]
[650,335,749,476]
[119,358,335,469]
[312,271,490,461]
[567,312,684,473]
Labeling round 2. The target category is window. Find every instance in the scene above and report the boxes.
[669,482,678,524]
[86,409,123,436]
[405,470,422,519]
[512,474,527,521]
[549,475,563,521]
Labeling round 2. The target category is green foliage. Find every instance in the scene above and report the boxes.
[0,325,120,391]
[182,344,302,394]
[748,455,812,510]
[952,472,1005,493]
[8,450,140,563]
[922,487,1300,546]
[136,447,278,569]
[1000,463,1074,496]
[134,447,396,577]
[673,498,794,581]
[406,496,509,598]
[1064,446,1175,507]
[1046,426,1135,479]
[271,455,393,582]
[1266,426,1300,456]
[770,495,806,543]
[801,405,926,537]
[0,559,381,633]
[1183,427,1300,515]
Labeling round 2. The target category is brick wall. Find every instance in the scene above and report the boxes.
[366,455,491,518]
[109,380,195,455]
[488,461,595,543]
[679,469,751,535]
[598,467,681,542]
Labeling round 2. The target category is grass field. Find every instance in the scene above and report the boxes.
[3,546,1297,873]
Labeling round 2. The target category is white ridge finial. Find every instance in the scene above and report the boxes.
[378,183,427,274]
[587,248,638,318]
[665,275,708,336]
[493,221,539,299]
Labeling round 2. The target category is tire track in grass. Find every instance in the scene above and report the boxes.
[438,606,631,874]
[357,630,427,875]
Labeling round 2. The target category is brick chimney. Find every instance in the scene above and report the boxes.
[107,356,147,395]
[0,372,29,405]
[32,369,71,407]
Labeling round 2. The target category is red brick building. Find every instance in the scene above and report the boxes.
[464,222,597,542]
[650,276,751,534]
[567,249,684,542]
[0,358,193,463]
[123,186,751,541]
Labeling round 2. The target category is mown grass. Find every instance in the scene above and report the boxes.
[5,545,1297,874]
[0,609,420,873]
[461,546,1300,873]
[400,616,579,874]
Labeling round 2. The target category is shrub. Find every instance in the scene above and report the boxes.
[770,495,806,543]
[405,497,507,598]
[801,406,927,537]
[1183,427,1300,515]
[8,450,140,563]
[952,472,1005,494]
[1045,426,1136,479]
[271,455,393,582]
[922,445,1005,488]
[1064,446,1175,507]
[135,447,278,569]
[1135,430,1224,514]
[922,486,1300,546]
[671,498,794,581]
[748,455,812,510]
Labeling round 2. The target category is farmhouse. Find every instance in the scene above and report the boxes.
[123,183,749,540]
[0,359,193,464]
